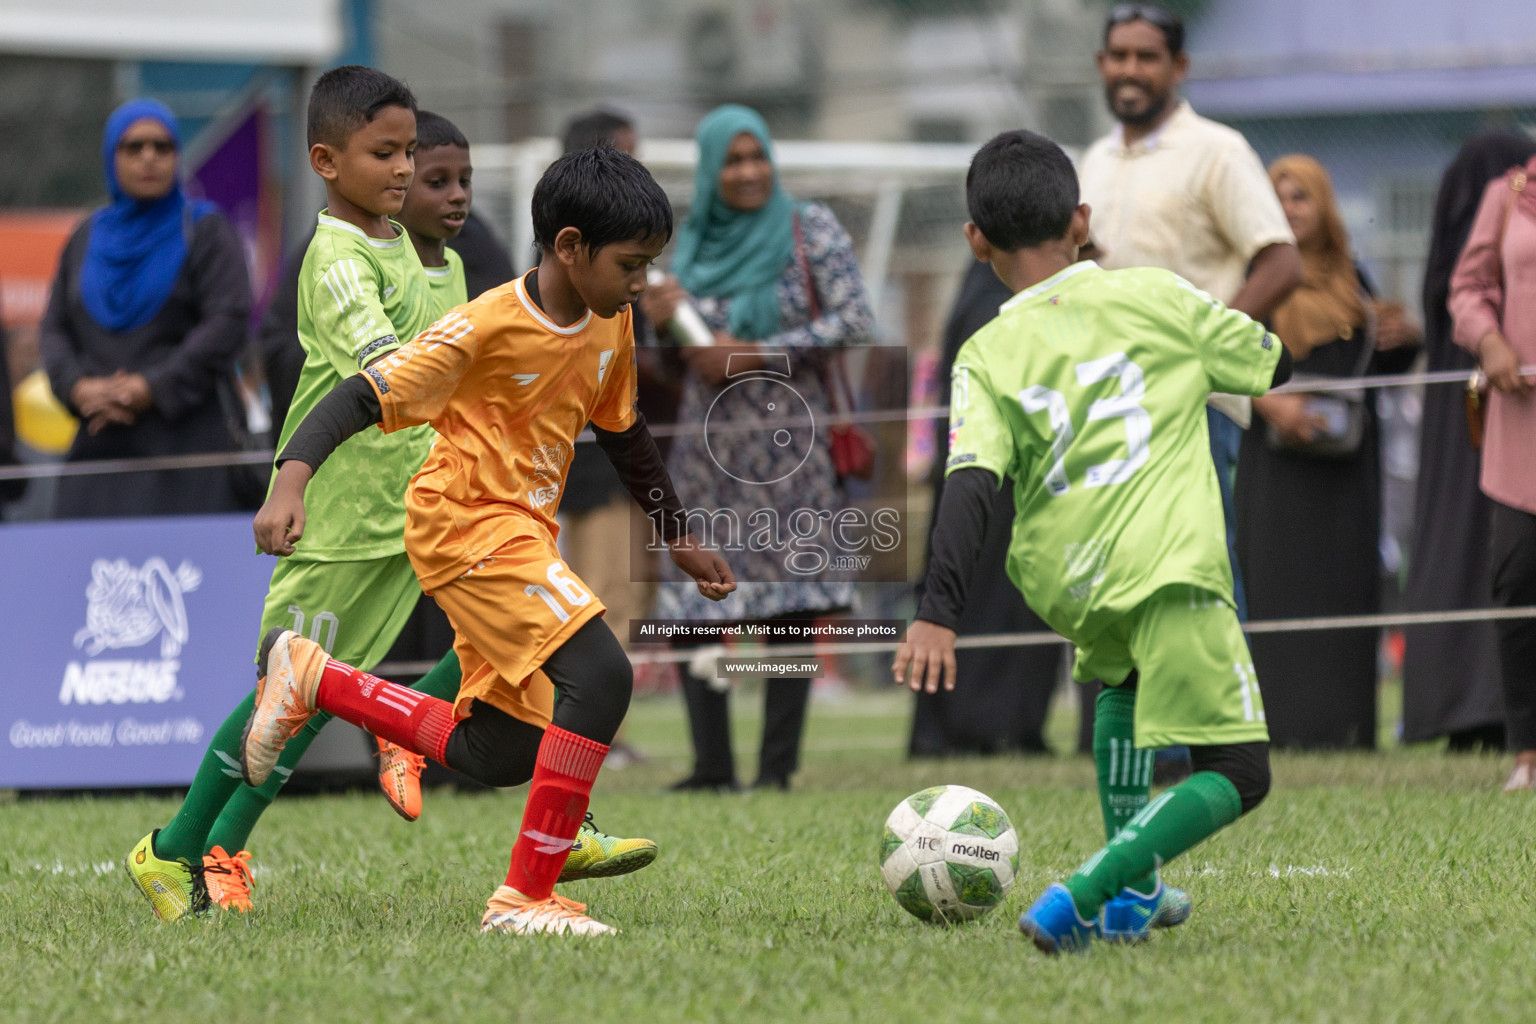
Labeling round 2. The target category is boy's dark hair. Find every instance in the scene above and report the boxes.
[416,110,469,152]
[307,65,417,149]
[561,109,635,154]
[1103,3,1184,56]
[532,146,672,253]
[966,130,1079,252]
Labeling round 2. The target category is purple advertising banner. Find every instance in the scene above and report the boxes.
[1,515,273,788]
[190,101,282,312]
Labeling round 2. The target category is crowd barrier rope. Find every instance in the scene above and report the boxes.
[362,606,1536,675]
[7,364,1533,678]
[3,364,1531,483]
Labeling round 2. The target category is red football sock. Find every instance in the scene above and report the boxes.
[504,725,608,899]
[313,659,455,764]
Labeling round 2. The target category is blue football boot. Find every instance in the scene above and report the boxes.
[1098,879,1192,943]
[1018,884,1097,954]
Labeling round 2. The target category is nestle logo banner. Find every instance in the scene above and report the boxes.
[0,515,271,788]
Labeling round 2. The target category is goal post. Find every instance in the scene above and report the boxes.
[468,138,980,316]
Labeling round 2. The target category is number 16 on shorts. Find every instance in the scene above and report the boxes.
[525,562,592,623]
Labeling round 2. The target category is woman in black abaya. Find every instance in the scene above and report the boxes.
[1400,133,1536,750]
[908,260,1061,756]
[1238,155,1418,749]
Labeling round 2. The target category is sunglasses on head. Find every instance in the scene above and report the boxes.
[118,138,175,157]
[1107,4,1179,30]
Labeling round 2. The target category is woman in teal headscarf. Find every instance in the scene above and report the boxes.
[669,104,797,341]
[651,104,874,793]
[652,103,873,360]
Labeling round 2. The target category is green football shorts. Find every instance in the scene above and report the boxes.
[257,553,422,672]
[1072,584,1269,748]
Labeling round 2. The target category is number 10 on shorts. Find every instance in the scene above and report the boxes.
[525,562,592,623]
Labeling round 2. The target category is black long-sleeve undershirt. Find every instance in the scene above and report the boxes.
[276,374,688,539]
[276,373,381,469]
[592,416,688,541]
[915,350,1294,629]
[1271,344,1294,388]
[914,467,997,630]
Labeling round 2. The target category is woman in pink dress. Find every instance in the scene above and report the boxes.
[1449,154,1536,792]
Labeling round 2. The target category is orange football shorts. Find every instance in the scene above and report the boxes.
[427,531,606,728]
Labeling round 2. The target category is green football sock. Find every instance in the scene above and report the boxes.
[1064,770,1242,919]
[1095,686,1151,837]
[153,691,258,863]
[408,649,463,702]
[1093,685,1157,894]
[203,650,461,853]
[205,711,331,854]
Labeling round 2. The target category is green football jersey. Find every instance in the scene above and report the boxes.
[423,247,468,310]
[277,211,442,561]
[945,261,1281,643]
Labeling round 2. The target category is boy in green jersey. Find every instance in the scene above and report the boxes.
[410,111,471,323]
[894,130,1294,954]
[363,109,470,815]
[125,70,652,922]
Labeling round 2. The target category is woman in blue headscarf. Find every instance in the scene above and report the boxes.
[649,104,874,792]
[39,98,254,518]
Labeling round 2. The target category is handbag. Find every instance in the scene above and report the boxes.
[1264,284,1377,460]
[1465,370,1489,450]
[1464,167,1526,450]
[827,357,877,480]
[793,209,876,481]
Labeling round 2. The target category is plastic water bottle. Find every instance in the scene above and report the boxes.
[647,268,714,347]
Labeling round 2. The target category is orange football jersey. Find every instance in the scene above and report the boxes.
[363,273,637,591]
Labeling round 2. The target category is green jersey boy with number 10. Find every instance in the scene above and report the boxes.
[893,130,1295,955]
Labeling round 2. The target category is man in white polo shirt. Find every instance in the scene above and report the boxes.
[1079,3,1301,779]
[1081,3,1300,612]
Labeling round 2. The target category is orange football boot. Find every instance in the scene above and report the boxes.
[202,846,254,912]
[376,738,425,821]
[480,885,616,936]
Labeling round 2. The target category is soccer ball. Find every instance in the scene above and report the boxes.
[879,785,1020,923]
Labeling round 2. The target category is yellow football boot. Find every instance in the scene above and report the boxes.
[125,830,208,922]
[558,812,658,882]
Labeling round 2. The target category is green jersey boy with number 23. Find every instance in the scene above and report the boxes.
[894,130,1295,955]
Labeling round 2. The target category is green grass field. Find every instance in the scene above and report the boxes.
[3,688,1532,1024]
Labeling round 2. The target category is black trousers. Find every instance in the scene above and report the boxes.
[679,620,817,786]
[443,616,633,787]
[1490,500,1536,751]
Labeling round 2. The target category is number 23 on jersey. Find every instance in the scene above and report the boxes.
[1019,352,1151,497]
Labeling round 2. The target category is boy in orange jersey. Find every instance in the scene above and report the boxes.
[245,146,735,935]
